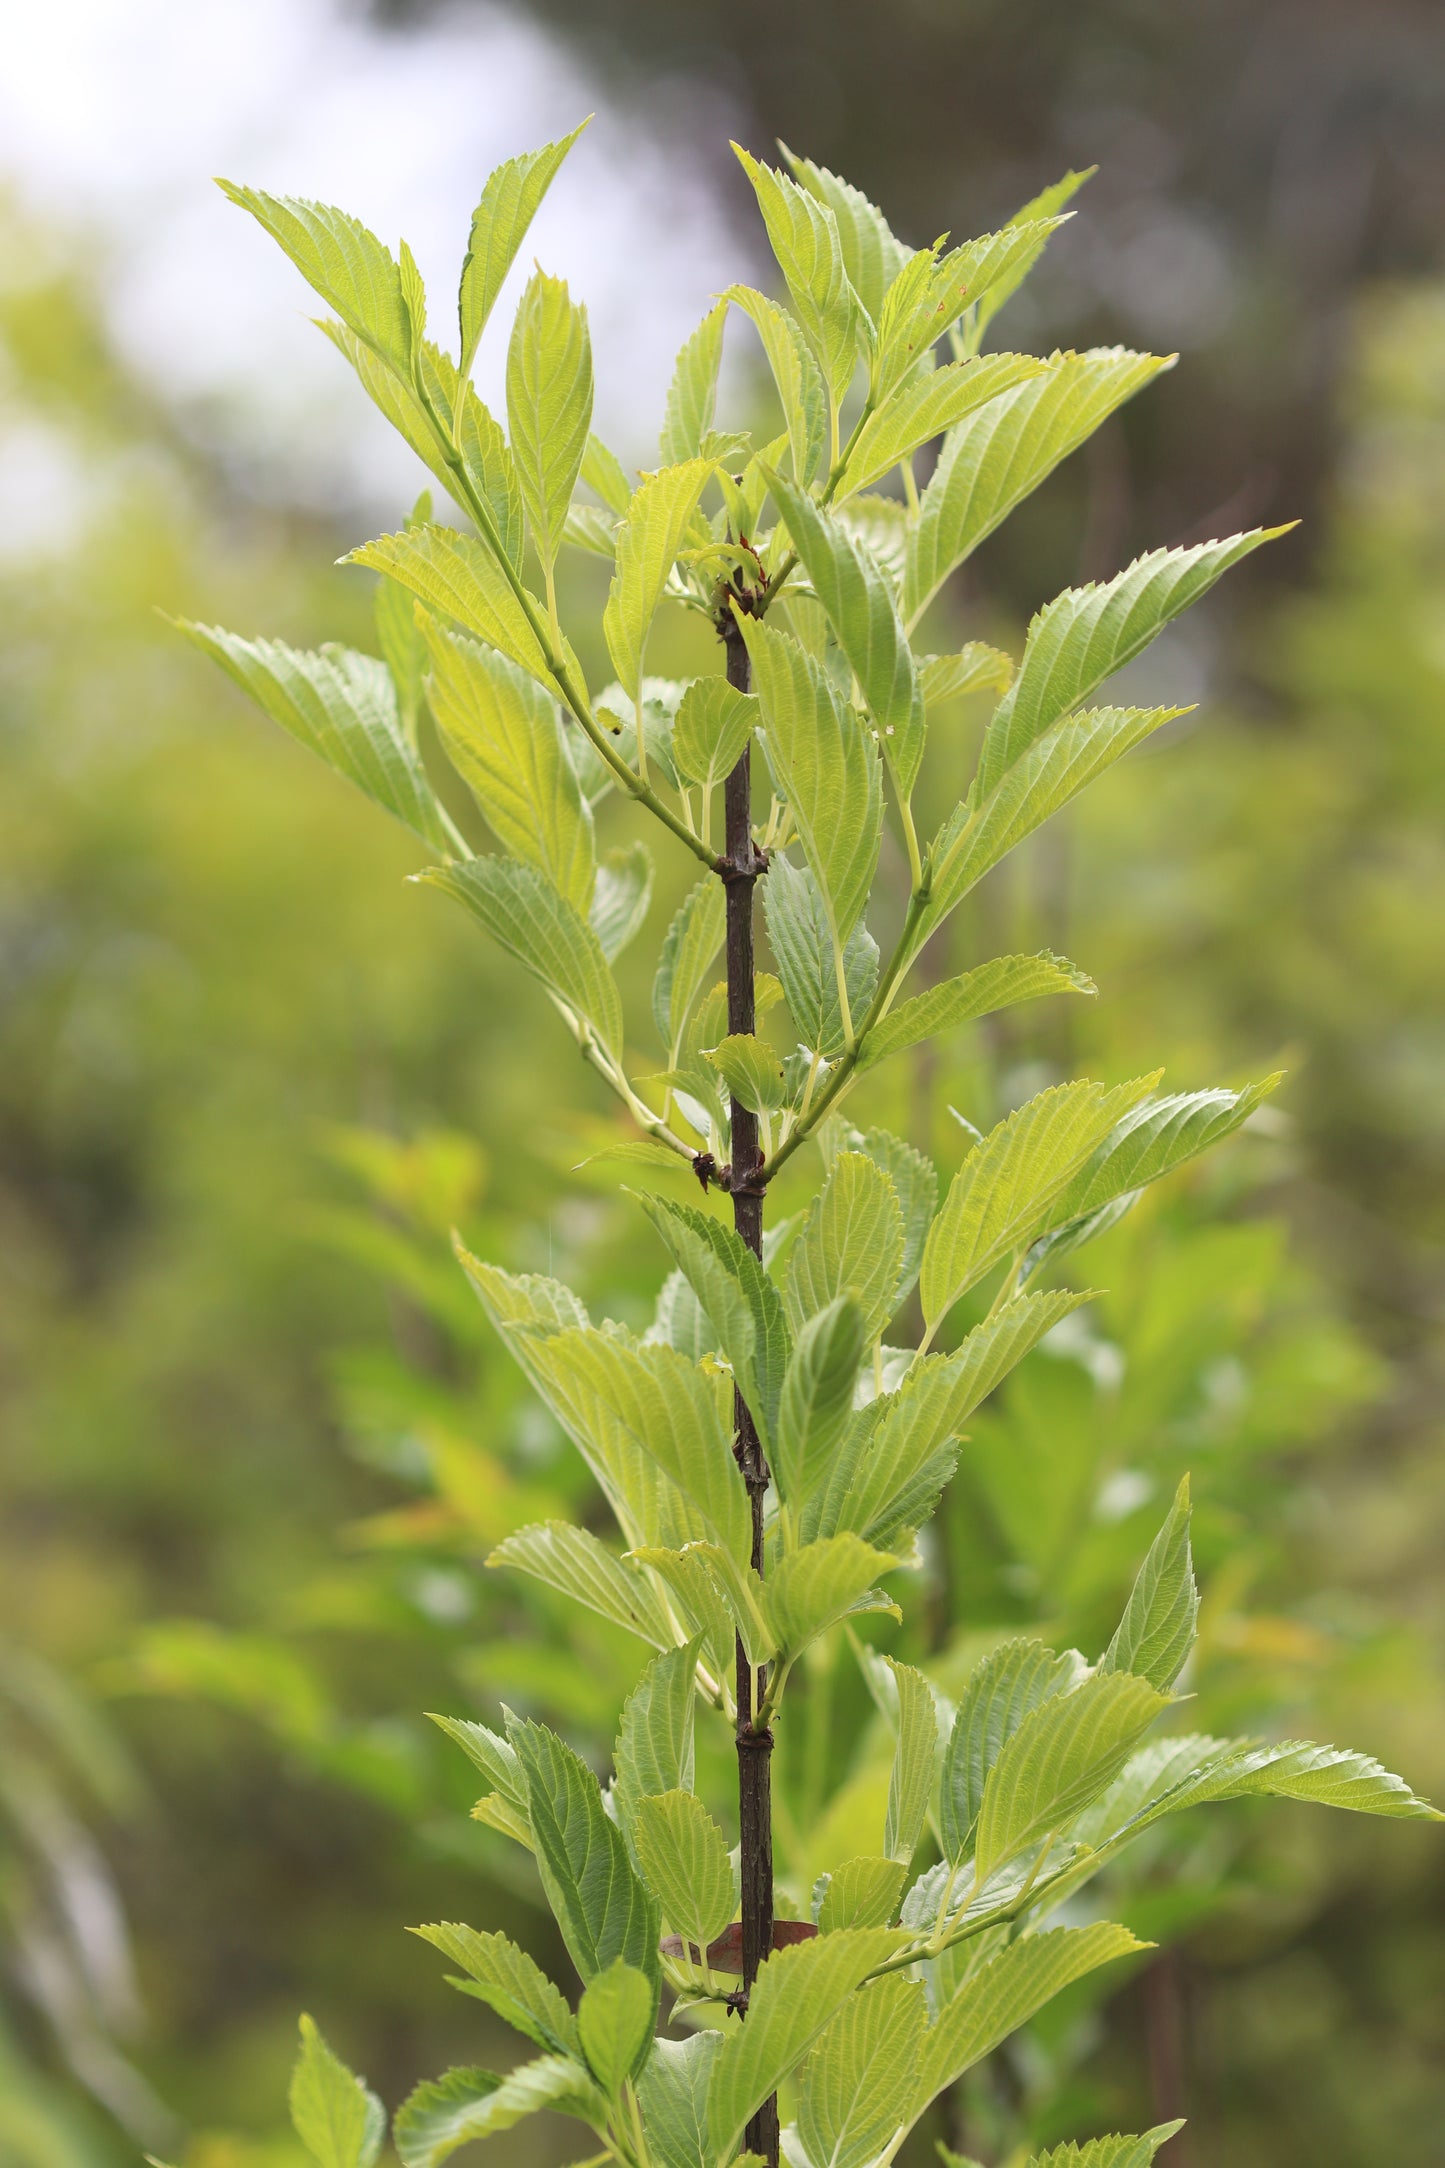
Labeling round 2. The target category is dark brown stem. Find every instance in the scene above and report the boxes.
[720,602,778,2168]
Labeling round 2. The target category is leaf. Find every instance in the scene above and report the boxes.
[919,1077,1156,1332]
[409,1923,579,2056]
[1099,1477,1198,1692]
[583,433,633,515]
[632,1789,738,1956]
[724,285,828,488]
[764,854,879,1062]
[631,1191,791,1453]
[422,618,594,908]
[219,183,408,373]
[733,144,862,402]
[661,301,730,462]
[979,530,1288,795]
[766,1533,900,1661]
[429,1713,530,1828]
[780,146,907,328]
[903,350,1174,625]
[705,1033,787,1116]
[627,1547,737,1687]
[178,623,448,849]
[787,1151,905,1345]
[839,353,1047,499]
[1028,2122,1186,2168]
[577,1960,656,2094]
[940,1640,1083,1862]
[968,169,1094,343]
[816,1855,907,1932]
[672,677,760,793]
[289,2014,386,2168]
[637,2035,722,2168]
[774,1297,866,1510]
[603,461,715,702]
[796,1974,927,2168]
[1102,1735,1442,1845]
[507,270,594,570]
[589,841,653,962]
[393,2058,604,2168]
[914,1924,1144,2107]
[739,614,883,952]
[973,1671,1169,1880]
[885,1659,938,1867]
[875,222,1066,396]
[653,877,726,1056]
[770,470,926,796]
[374,547,428,738]
[417,857,624,1058]
[848,1127,938,1309]
[458,121,589,379]
[505,1714,662,1984]
[613,1643,697,1841]
[487,1522,676,1647]
[707,1928,904,2159]
[921,644,1015,707]
[860,953,1095,1074]
[347,523,564,694]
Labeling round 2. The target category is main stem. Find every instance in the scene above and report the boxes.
[720,606,778,2168]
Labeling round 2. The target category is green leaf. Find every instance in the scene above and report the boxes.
[429,1713,530,1829]
[847,1126,938,1310]
[487,1521,676,1648]
[921,644,1015,708]
[422,617,594,908]
[661,301,730,463]
[770,470,926,796]
[940,1639,1083,1862]
[633,1789,737,1955]
[914,1924,1144,2108]
[903,350,1173,625]
[787,1151,905,1345]
[603,461,714,704]
[797,1974,926,2168]
[1099,1478,1197,1692]
[919,1077,1155,1332]
[637,2035,722,2168]
[672,677,759,794]
[706,1033,787,1116]
[628,1547,739,1686]
[631,1191,791,1453]
[968,170,1094,344]
[780,147,907,328]
[583,433,633,515]
[458,121,589,379]
[816,1855,907,1932]
[860,953,1095,1074]
[764,853,879,1062]
[739,617,882,952]
[577,1959,656,2094]
[973,1671,1168,1880]
[839,353,1047,500]
[885,1659,938,1867]
[774,1296,866,1510]
[374,544,428,739]
[979,530,1288,795]
[874,222,1066,397]
[653,877,726,1057]
[1098,1734,1442,1846]
[178,623,448,849]
[347,523,565,694]
[289,2014,385,2168]
[591,842,654,961]
[614,1643,697,1840]
[393,2058,604,2168]
[409,1923,579,2056]
[733,144,862,402]
[219,183,408,374]
[707,1928,904,2159]
[766,1533,900,1661]
[724,285,827,488]
[506,1714,662,1984]
[417,857,624,1058]
[507,270,593,571]
[1029,2123,1186,2168]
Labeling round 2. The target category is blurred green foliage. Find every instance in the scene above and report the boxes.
[1,187,1442,2167]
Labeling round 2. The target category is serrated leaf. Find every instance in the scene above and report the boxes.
[875,221,1066,397]
[1100,1734,1442,1846]
[418,856,623,1057]
[725,285,827,489]
[734,145,862,402]
[585,841,652,962]
[974,1672,1168,1880]
[632,1191,791,1453]
[578,1959,656,2094]
[661,300,730,463]
[966,169,1093,347]
[672,677,759,793]
[797,1974,926,2168]
[178,623,449,849]
[706,1033,787,1116]
[506,1714,661,1985]
[921,644,1015,707]
[1099,1477,1197,1692]
[839,353,1046,499]
[766,1533,900,1661]
[980,530,1287,795]
[764,854,879,1062]
[347,523,566,694]
[487,1522,676,1647]
[614,1643,697,1843]
[940,1640,1083,1862]
[583,433,633,514]
[847,1127,938,1309]
[885,1659,938,1867]
[219,183,408,373]
[707,1928,903,2159]
[904,350,1173,625]
[861,953,1095,1074]
[393,2057,604,2168]
[781,147,907,328]
[787,1151,905,1347]
[1029,2125,1185,2168]
[919,1077,1156,1332]
[817,1855,907,1932]
[289,2014,385,2168]
[637,2034,722,2168]
[409,1923,579,2056]
[627,1547,738,1688]
[458,121,589,378]
[633,1789,738,1956]
[374,552,427,740]
[429,1713,530,1823]
[507,270,593,570]
[603,460,714,704]
[774,1296,866,1511]
[653,877,727,1057]
[914,1924,1143,2109]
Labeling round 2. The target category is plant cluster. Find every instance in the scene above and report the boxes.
[176,123,1438,2168]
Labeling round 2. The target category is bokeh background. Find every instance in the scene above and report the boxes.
[2,2,1444,2163]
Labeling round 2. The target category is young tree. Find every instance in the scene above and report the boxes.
[177,129,1438,2168]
